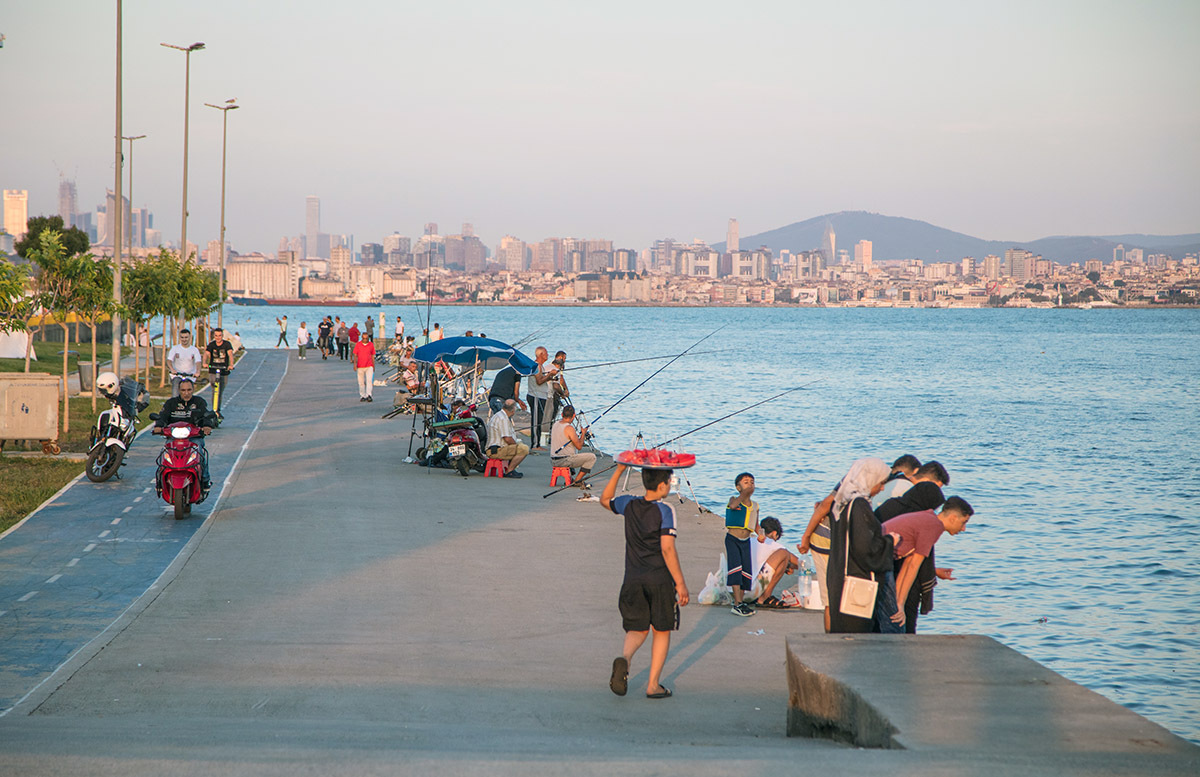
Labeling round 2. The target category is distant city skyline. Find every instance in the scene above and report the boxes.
[2,2,1197,255]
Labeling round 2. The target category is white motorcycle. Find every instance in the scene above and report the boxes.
[86,373,148,483]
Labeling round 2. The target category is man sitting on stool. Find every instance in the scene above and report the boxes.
[549,405,595,486]
[484,399,529,479]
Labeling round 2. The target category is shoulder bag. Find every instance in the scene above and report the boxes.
[839,504,879,619]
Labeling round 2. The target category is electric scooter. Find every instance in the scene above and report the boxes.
[208,366,232,425]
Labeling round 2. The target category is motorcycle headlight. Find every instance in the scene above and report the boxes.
[170,426,191,439]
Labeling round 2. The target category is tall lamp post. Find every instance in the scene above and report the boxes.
[112,1,123,377]
[205,99,238,329]
[160,41,205,263]
[121,134,145,261]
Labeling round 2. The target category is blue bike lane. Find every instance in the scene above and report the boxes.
[0,350,287,714]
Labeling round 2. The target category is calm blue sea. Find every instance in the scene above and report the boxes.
[222,303,1200,743]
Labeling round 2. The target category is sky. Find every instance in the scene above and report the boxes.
[2,0,1198,255]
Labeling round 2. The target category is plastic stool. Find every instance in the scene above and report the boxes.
[550,466,572,486]
[484,458,507,478]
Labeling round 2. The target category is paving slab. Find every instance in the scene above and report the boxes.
[0,350,1195,776]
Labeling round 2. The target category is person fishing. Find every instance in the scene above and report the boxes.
[550,405,594,486]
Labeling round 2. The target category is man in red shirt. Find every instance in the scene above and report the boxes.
[353,334,377,402]
[882,496,974,632]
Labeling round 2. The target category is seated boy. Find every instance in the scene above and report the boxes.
[751,517,799,608]
[601,463,689,700]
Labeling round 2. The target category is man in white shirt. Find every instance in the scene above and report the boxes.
[525,346,558,450]
[484,399,529,478]
[166,328,203,398]
[394,316,404,348]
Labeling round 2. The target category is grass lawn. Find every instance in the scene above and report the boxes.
[0,338,114,375]
[0,458,87,534]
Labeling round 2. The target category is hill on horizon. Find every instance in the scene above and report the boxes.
[712,211,1200,264]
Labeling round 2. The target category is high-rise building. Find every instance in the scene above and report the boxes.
[305,196,320,259]
[1113,244,1125,263]
[1005,248,1034,281]
[4,189,29,240]
[383,234,410,256]
[360,243,383,265]
[854,239,873,271]
[727,218,739,253]
[615,249,637,273]
[983,255,1002,280]
[424,223,439,236]
[498,235,525,272]
[821,221,836,269]
[1126,248,1143,264]
[330,245,352,284]
[58,179,77,227]
[462,222,475,238]
[961,257,975,277]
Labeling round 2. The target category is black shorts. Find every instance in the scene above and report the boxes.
[619,581,680,633]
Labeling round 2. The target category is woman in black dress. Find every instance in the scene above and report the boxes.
[827,458,898,634]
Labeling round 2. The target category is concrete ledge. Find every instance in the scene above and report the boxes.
[786,633,1200,765]
[786,637,900,748]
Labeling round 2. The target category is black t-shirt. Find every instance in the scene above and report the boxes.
[206,341,234,370]
[610,495,678,585]
[318,322,332,338]
[157,395,211,427]
[489,366,519,400]
[875,481,945,522]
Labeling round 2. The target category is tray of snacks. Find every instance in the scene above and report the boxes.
[615,448,696,470]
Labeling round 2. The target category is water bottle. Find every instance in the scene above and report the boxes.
[797,560,812,606]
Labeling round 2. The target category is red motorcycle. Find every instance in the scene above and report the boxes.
[153,421,209,520]
[423,402,488,476]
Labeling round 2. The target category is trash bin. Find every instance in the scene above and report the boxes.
[78,360,95,392]
[0,373,61,450]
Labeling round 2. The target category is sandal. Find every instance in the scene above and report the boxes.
[760,595,784,609]
[646,686,673,699]
[609,657,628,696]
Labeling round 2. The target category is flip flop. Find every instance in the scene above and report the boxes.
[646,686,673,699]
[759,596,784,609]
[609,657,628,696]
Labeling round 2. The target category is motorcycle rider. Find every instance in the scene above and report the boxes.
[166,328,203,397]
[95,371,136,422]
[203,327,235,418]
[155,378,215,491]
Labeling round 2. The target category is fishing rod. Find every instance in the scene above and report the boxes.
[564,348,734,372]
[584,323,728,430]
[541,378,825,499]
[512,325,553,350]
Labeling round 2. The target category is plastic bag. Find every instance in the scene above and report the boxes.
[698,553,734,605]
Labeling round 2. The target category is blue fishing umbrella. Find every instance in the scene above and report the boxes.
[413,337,537,374]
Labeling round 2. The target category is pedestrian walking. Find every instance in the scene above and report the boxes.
[297,322,311,360]
[354,334,377,402]
[337,321,350,360]
[275,316,289,348]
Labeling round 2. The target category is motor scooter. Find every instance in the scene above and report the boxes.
[151,419,209,520]
[86,377,148,482]
[442,403,488,476]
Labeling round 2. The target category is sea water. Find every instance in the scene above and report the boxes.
[221,304,1200,742]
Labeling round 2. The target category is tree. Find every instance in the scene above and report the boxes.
[17,231,73,372]
[0,259,29,334]
[1087,270,1101,284]
[73,258,115,411]
[15,215,90,260]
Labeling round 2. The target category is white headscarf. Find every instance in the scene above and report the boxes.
[831,457,890,521]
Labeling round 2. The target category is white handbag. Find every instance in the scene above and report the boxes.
[838,507,878,619]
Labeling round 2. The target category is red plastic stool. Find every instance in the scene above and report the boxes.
[550,466,573,486]
[484,458,507,478]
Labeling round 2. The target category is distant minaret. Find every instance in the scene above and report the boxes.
[727,218,739,252]
[822,220,836,269]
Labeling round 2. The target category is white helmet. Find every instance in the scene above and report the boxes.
[96,371,119,396]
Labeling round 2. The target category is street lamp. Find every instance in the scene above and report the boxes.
[112,1,123,378]
[205,99,238,328]
[160,41,205,263]
[121,134,145,262]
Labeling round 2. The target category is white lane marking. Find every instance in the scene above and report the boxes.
[122,506,132,513]
[0,611,6,617]
[223,354,270,405]
[67,558,80,567]
[133,496,143,503]
[143,487,152,493]
[111,518,122,525]
[18,592,38,602]
[45,574,62,584]
[84,543,97,552]
[98,531,111,538]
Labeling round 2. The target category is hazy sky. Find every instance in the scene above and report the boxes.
[3,0,1198,254]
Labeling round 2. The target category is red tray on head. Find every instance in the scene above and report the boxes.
[615,449,696,470]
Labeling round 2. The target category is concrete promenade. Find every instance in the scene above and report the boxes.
[0,350,1196,775]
